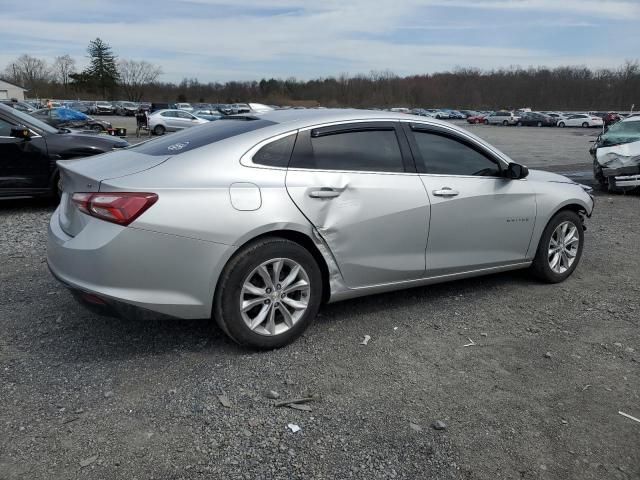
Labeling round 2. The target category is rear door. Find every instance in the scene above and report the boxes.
[285,121,430,288]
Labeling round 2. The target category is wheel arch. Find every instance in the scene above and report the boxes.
[528,201,589,259]
[214,228,334,308]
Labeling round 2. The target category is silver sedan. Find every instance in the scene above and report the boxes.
[48,109,594,348]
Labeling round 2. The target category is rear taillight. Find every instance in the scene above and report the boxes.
[72,192,158,226]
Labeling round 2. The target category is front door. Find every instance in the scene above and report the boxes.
[286,122,430,288]
[0,116,50,192]
[406,124,536,276]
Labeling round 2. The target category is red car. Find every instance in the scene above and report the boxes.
[603,112,621,126]
[466,113,488,124]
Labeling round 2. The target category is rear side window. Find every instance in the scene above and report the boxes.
[291,129,404,172]
[252,133,296,167]
[131,118,277,156]
[412,130,501,177]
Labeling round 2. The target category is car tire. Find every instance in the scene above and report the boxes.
[91,124,103,132]
[593,158,607,190]
[531,210,584,283]
[502,120,509,126]
[484,119,489,125]
[516,121,522,127]
[537,121,543,127]
[582,122,589,128]
[558,122,565,128]
[214,238,323,349]
[153,125,166,135]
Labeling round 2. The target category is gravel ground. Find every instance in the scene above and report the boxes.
[0,127,638,479]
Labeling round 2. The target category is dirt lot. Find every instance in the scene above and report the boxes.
[0,124,638,479]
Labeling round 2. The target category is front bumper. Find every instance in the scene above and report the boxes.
[602,165,640,188]
[47,208,235,319]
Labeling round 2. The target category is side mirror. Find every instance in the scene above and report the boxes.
[506,162,529,179]
[10,126,31,140]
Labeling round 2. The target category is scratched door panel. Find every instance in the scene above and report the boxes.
[286,169,430,288]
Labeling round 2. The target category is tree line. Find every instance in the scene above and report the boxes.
[2,38,639,110]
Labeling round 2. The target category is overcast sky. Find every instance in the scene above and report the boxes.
[2,0,639,82]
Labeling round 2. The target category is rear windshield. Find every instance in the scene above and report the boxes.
[130,118,277,156]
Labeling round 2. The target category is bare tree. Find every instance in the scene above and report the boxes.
[52,55,76,91]
[3,54,50,92]
[117,59,162,101]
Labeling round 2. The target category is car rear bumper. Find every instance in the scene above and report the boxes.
[47,208,235,319]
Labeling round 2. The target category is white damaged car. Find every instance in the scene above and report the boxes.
[592,116,640,191]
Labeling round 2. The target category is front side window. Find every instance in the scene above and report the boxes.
[291,128,404,173]
[161,111,175,118]
[0,117,14,136]
[412,130,501,177]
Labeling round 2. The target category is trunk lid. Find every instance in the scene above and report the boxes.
[57,150,169,236]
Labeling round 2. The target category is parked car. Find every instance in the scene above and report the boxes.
[0,99,37,113]
[32,108,112,132]
[515,112,557,127]
[602,112,622,126]
[94,101,115,115]
[446,110,466,119]
[0,103,127,199]
[484,111,520,126]
[193,109,222,121]
[114,101,138,116]
[67,102,91,114]
[148,109,208,135]
[47,109,594,349]
[176,103,194,112]
[466,112,490,124]
[230,103,251,114]
[411,108,435,117]
[545,112,569,123]
[590,115,640,191]
[150,102,176,113]
[459,110,480,119]
[557,114,603,128]
[426,109,450,119]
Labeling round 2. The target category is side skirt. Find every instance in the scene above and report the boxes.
[328,261,532,303]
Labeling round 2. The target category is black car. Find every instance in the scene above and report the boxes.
[516,112,556,127]
[32,108,112,132]
[0,103,128,199]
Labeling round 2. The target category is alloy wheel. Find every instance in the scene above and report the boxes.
[548,221,580,274]
[240,258,310,336]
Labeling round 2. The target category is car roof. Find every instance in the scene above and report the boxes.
[235,108,460,130]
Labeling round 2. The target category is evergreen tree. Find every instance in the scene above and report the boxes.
[85,38,119,98]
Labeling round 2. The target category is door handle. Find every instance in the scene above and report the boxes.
[308,187,341,198]
[432,187,459,197]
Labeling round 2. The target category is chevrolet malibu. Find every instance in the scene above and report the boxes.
[48,110,594,348]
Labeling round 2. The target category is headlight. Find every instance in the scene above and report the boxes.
[580,184,594,196]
